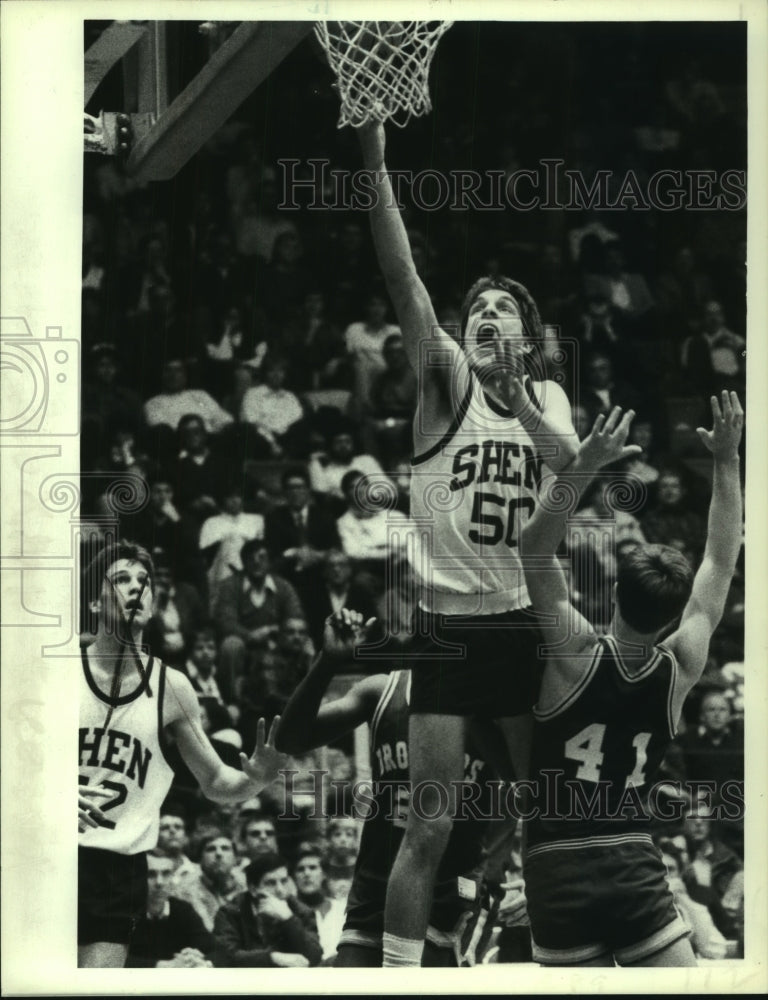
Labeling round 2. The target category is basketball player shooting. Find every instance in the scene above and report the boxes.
[354,120,579,967]
[517,392,744,965]
[78,540,287,968]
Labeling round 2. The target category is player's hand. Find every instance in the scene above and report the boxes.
[696,390,744,462]
[240,716,289,792]
[78,785,114,832]
[498,877,528,927]
[578,407,642,470]
[491,345,537,420]
[322,608,377,660]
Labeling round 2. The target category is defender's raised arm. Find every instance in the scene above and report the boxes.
[666,391,744,698]
[519,406,641,648]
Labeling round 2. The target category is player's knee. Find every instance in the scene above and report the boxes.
[404,806,454,852]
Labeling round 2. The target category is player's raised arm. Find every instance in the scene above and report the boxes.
[164,669,287,804]
[499,365,579,471]
[520,406,641,647]
[356,123,463,400]
[275,610,384,755]
[666,391,744,699]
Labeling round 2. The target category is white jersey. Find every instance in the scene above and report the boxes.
[409,375,546,615]
[79,647,175,855]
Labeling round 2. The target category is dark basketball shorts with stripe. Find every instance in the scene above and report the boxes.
[78,846,148,945]
[523,836,689,965]
[338,869,471,967]
[408,607,545,717]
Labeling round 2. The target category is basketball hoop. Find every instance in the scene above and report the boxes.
[314,21,453,129]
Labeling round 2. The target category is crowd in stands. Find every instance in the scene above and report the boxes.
[81,20,746,964]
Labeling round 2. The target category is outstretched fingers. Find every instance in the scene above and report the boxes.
[590,406,635,441]
[255,716,266,748]
[602,405,625,435]
[729,390,744,422]
[590,413,607,435]
[267,715,281,746]
[253,715,282,749]
[615,408,636,440]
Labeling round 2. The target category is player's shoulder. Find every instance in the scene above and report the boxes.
[533,376,569,404]
[659,616,709,677]
[350,672,390,710]
[535,635,604,719]
[413,358,473,452]
[162,664,199,717]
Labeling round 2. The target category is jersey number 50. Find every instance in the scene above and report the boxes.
[469,493,535,547]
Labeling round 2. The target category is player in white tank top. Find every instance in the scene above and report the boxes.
[79,648,174,855]
[354,122,580,968]
[410,372,549,616]
[78,541,287,968]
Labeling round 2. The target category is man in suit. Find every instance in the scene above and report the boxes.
[264,469,341,600]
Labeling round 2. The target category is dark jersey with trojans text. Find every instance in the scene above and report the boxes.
[525,634,680,857]
[340,670,497,951]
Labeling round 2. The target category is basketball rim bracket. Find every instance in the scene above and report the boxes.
[84,20,313,183]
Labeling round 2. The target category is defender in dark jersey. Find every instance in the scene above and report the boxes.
[517,393,744,966]
[78,540,287,968]
[355,120,579,968]
[276,610,509,967]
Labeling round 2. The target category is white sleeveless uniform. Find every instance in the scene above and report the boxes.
[409,375,546,616]
[79,648,174,855]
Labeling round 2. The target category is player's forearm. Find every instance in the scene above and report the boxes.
[203,763,268,804]
[514,380,578,472]
[522,552,571,616]
[274,653,337,754]
[357,126,419,293]
[521,454,595,556]
[704,456,742,571]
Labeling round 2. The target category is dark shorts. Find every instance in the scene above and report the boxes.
[409,607,544,717]
[343,868,468,940]
[78,846,147,945]
[523,837,689,965]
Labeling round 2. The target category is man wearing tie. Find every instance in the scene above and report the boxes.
[264,469,341,605]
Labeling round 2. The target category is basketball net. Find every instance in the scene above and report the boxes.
[314,21,453,129]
